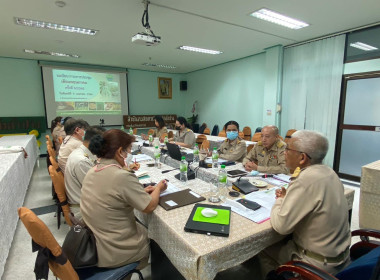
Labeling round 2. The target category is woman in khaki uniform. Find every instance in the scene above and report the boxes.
[141,115,168,141]
[80,129,167,270]
[217,120,247,162]
[169,116,196,148]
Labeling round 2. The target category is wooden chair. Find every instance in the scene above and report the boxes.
[45,135,54,149]
[247,144,255,154]
[168,130,174,139]
[284,129,297,144]
[200,139,210,151]
[133,128,138,135]
[251,132,262,142]
[242,126,251,141]
[218,130,226,137]
[147,129,155,135]
[196,134,207,146]
[49,165,73,229]
[238,131,244,138]
[203,127,211,135]
[49,156,62,174]
[47,144,56,159]
[58,136,63,145]
[18,207,145,280]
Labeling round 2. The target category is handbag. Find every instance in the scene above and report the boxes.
[62,224,98,269]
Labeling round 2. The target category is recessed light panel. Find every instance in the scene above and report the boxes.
[250,8,309,30]
[178,46,222,55]
[350,42,378,51]
[142,63,176,69]
[24,49,80,58]
[15,17,98,35]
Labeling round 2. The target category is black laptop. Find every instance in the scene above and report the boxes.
[166,142,194,162]
[184,203,231,237]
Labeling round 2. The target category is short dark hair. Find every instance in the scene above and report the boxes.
[177,116,190,128]
[64,119,90,135]
[89,129,135,159]
[84,126,106,142]
[154,115,165,129]
[225,120,239,131]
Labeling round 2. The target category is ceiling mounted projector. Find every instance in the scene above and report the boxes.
[132,0,161,47]
[132,32,161,46]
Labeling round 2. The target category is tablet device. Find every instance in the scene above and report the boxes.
[184,203,231,237]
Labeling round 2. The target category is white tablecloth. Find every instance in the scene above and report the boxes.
[0,135,38,279]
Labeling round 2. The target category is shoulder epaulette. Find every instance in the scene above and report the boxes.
[291,167,301,178]
[277,140,284,148]
[258,141,263,146]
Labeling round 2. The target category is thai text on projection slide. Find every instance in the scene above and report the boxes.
[53,69,122,116]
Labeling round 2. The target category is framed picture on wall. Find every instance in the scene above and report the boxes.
[158,77,172,99]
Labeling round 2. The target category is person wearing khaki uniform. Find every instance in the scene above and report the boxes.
[80,129,167,270]
[170,116,196,148]
[217,120,247,162]
[259,130,351,277]
[141,115,168,140]
[153,126,168,139]
[243,125,288,174]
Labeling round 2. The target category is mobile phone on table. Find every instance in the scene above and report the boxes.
[236,199,261,211]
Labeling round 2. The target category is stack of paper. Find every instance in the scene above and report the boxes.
[159,182,181,197]
[132,154,152,162]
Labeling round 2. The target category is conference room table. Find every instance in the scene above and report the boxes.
[132,143,355,280]
[0,135,38,278]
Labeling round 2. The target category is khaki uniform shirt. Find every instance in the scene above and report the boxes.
[64,145,97,205]
[242,139,288,174]
[174,128,196,148]
[217,137,247,162]
[271,164,351,259]
[58,136,82,173]
[81,158,152,268]
[153,126,168,139]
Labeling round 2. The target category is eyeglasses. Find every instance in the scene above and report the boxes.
[285,147,312,159]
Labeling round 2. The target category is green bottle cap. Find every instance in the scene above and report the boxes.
[155,146,158,148]
[181,156,186,160]
[221,165,225,168]
[213,147,217,150]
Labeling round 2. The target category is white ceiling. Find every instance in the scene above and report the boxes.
[1,0,380,73]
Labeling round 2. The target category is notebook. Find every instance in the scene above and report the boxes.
[184,203,231,237]
[159,188,205,210]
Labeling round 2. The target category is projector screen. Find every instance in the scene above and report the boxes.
[42,66,129,127]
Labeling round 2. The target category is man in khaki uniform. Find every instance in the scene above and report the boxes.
[242,125,288,174]
[217,120,247,162]
[259,130,351,276]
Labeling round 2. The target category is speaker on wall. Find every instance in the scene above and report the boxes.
[180,81,187,91]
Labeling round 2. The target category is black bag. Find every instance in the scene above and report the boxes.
[62,224,98,269]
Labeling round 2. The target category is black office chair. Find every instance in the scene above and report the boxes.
[199,123,207,134]
[211,125,219,136]
[255,127,262,133]
[269,229,380,280]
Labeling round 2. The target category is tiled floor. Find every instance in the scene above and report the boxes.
[2,158,360,280]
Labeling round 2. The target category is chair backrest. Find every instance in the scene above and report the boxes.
[49,165,72,227]
[254,127,262,133]
[247,144,255,154]
[147,129,155,135]
[199,123,207,134]
[47,145,56,159]
[196,134,207,145]
[133,128,138,135]
[218,130,226,137]
[251,132,262,142]
[284,129,297,144]
[243,126,251,141]
[18,207,79,280]
[211,125,219,136]
[45,135,54,148]
[49,156,62,173]
[203,128,211,135]
[168,130,174,139]
[58,136,63,144]
[200,140,210,151]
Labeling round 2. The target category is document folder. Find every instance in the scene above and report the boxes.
[232,180,259,194]
[159,188,205,210]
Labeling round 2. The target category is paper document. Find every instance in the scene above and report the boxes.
[261,177,288,187]
[132,154,153,162]
[159,182,181,197]
[134,170,148,178]
[223,199,271,224]
[273,174,291,183]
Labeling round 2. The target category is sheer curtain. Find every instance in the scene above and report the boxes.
[281,35,346,167]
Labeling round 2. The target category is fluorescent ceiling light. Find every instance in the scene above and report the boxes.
[15,17,98,35]
[350,42,378,51]
[249,8,309,30]
[178,46,222,55]
[142,63,176,69]
[24,49,80,58]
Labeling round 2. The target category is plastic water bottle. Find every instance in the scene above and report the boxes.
[218,165,228,201]
[193,143,199,165]
[212,147,219,169]
[129,127,133,135]
[179,156,188,184]
[154,146,161,168]
[148,134,153,146]
[120,125,125,131]
[164,136,168,144]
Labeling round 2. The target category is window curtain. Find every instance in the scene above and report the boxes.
[281,35,346,167]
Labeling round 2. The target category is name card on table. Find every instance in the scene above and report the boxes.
[123,114,176,128]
